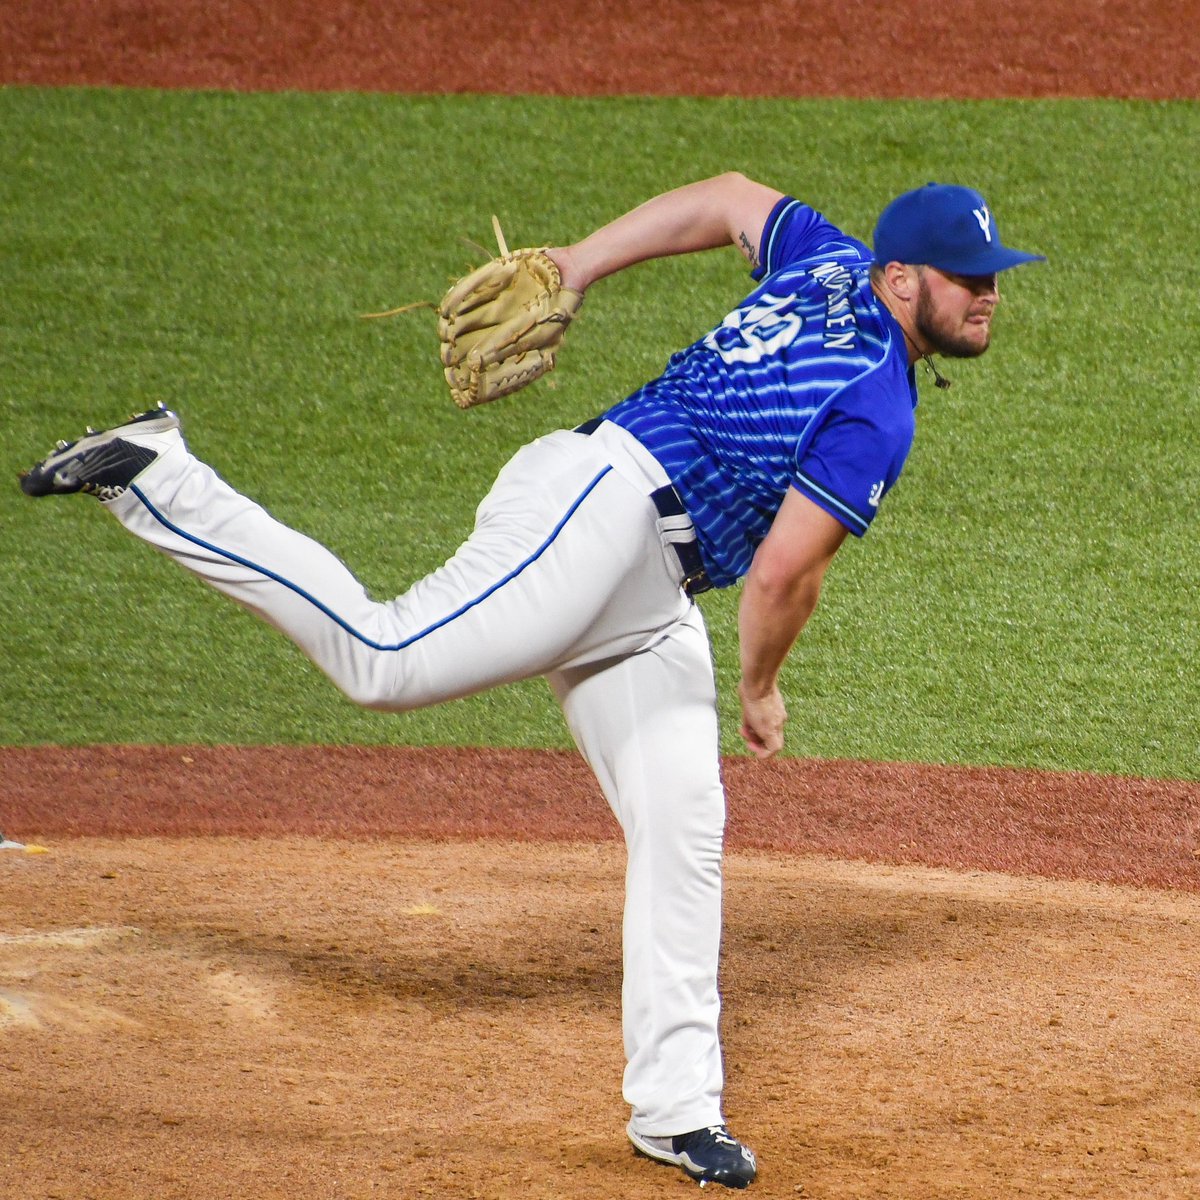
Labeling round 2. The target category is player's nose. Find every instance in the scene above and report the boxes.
[963,272,998,301]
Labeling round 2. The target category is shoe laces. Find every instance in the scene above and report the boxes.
[80,482,128,502]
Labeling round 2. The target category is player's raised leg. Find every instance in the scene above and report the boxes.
[19,407,690,711]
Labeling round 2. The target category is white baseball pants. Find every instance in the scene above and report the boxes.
[106,418,728,1136]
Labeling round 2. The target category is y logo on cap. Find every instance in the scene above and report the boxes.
[972,205,993,243]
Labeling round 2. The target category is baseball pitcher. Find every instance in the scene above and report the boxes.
[20,173,1042,1189]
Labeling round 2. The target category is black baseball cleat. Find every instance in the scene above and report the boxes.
[628,1121,758,1189]
[19,404,181,501]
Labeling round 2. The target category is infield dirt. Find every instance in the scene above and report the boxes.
[3,6,1199,1199]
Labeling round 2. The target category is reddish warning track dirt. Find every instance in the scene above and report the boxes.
[2,0,1197,97]
[6,745,1199,893]
[4,8,1199,1200]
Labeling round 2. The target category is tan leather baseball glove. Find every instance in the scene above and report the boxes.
[435,219,584,409]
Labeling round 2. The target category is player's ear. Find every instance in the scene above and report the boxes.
[881,261,918,303]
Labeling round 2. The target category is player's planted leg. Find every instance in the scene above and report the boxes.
[549,608,757,1189]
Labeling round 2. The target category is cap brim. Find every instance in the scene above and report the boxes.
[928,245,1046,275]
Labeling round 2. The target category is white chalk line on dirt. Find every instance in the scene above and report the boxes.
[0,988,144,1032]
[0,928,147,1032]
[0,925,141,948]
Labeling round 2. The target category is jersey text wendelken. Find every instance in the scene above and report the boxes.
[809,260,859,350]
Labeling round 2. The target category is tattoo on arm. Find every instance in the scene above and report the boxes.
[738,230,760,268]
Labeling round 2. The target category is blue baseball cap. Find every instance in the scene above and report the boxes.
[873,183,1045,274]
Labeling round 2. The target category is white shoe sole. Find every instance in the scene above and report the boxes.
[626,1122,683,1167]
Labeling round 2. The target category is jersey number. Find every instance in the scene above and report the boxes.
[703,292,803,365]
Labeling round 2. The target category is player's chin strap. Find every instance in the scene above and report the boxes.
[902,326,952,390]
[922,353,952,390]
[901,327,952,390]
[871,276,952,390]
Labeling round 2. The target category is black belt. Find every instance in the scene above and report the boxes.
[574,417,714,596]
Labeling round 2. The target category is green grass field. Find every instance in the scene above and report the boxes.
[2,88,1196,777]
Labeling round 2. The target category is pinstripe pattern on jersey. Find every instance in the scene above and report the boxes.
[606,264,899,584]
[602,197,914,588]
[758,197,866,279]
[761,198,805,273]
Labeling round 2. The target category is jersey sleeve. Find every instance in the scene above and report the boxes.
[751,196,854,280]
[792,393,916,537]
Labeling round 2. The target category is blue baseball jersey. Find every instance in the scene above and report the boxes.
[603,195,918,588]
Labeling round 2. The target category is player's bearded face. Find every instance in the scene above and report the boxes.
[914,267,999,359]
